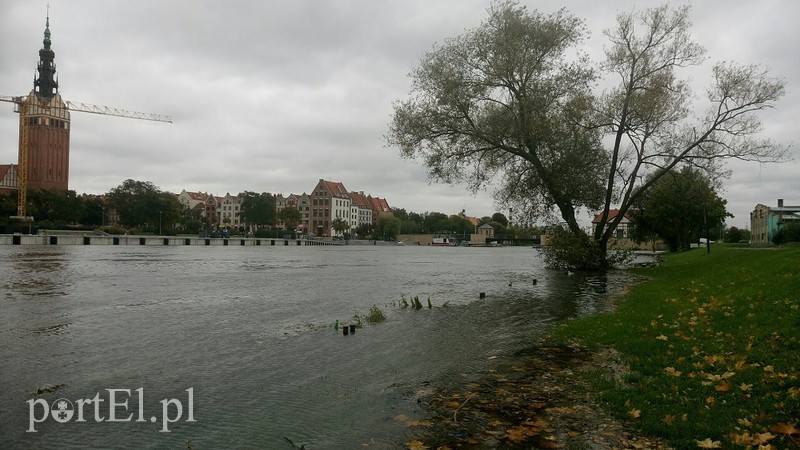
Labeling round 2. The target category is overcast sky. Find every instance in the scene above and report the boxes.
[1,0,797,228]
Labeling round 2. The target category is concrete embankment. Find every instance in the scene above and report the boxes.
[0,234,347,246]
[0,234,405,246]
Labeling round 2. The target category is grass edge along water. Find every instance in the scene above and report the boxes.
[553,244,800,449]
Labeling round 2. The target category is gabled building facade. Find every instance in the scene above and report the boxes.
[177,190,209,210]
[218,193,243,229]
[275,193,302,231]
[348,191,373,231]
[310,179,350,236]
[592,209,632,238]
[367,195,392,226]
[297,193,311,234]
[0,164,18,196]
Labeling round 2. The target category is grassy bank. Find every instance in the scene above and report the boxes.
[553,245,800,448]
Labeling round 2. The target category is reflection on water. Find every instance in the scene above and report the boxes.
[0,245,638,448]
[6,251,70,298]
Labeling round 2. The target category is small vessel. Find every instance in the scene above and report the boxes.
[432,233,457,246]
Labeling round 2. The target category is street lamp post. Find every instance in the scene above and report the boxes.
[159,211,162,236]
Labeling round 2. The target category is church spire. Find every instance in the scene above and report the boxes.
[34,11,58,99]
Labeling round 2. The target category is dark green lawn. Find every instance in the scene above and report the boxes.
[554,244,800,448]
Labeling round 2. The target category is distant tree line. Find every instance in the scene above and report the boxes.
[380,208,542,241]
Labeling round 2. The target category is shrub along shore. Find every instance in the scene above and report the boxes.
[412,245,799,449]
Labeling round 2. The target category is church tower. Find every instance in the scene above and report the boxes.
[20,14,71,192]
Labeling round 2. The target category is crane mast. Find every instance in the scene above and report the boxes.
[1,95,172,219]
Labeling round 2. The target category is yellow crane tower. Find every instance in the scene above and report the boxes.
[1,14,171,221]
[0,95,172,220]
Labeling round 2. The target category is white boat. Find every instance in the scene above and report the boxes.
[432,234,457,246]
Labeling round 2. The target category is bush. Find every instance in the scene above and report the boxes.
[97,225,127,235]
[772,221,800,245]
[542,228,605,270]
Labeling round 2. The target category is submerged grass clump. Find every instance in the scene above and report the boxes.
[351,304,387,327]
[366,304,386,323]
[399,294,435,310]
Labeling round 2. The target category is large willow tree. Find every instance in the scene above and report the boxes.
[387,1,788,269]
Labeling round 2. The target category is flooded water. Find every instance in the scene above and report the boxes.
[0,245,635,448]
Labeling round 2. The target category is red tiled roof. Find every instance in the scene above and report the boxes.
[349,191,370,207]
[187,191,208,201]
[592,209,631,223]
[369,196,391,212]
[322,180,349,197]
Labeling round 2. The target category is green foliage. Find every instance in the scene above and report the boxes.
[80,194,105,226]
[449,215,473,235]
[553,246,800,449]
[491,212,508,227]
[486,221,507,237]
[773,221,800,244]
[331,217,349,236]
[542,227,605,271]
[631,167,731,252]
[97,225,127,235]
[352,305,387,327]
[387,1,787,270]
[399,294,435,310]
[354,222,373,239]
[27,189,84,226]
[375,215,401,240]
[723,226,750,243]
[366,305,386,323]
[240,191,276,229]
[107,179,181,232]
[278,206,301,233]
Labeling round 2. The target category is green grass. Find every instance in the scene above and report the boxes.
[553,245,800,448]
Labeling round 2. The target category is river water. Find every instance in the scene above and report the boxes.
[0,244,634,448]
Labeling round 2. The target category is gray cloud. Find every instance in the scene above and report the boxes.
[1,0,797,224]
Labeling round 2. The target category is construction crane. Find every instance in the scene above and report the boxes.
[0,94,172,220]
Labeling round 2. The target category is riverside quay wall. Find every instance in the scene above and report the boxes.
[0,234,348,246]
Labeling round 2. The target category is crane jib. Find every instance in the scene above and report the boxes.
[1,94,172,219]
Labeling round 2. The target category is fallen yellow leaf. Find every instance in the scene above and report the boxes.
[696,438,722,448]
[768,422,800,436]
[629,409,641,419]
[752,432,776,444]
[737,417,754,427]
[506,425,535,443]
[665,367,682,377]
[405,440,428,450]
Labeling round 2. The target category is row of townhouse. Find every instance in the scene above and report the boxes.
[176,191,245,229]
[176,179,392,236]
[304,179,392,237]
